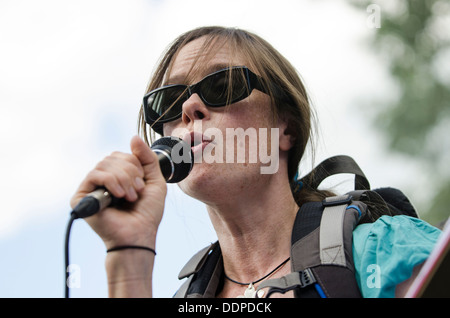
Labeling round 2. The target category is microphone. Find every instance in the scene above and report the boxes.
[71,136,193,219]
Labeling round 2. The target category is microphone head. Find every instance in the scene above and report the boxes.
[151,136,193,183]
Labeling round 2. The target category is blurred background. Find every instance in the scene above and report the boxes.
[0,0,448,297]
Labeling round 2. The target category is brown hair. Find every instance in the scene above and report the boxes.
[138,26,333,206]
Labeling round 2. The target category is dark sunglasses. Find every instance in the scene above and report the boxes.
[143,66,267,135]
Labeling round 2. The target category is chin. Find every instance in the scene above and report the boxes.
[178,162,262,204]
[177,163,219,203]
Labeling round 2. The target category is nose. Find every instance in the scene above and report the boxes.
[181,93,210,128]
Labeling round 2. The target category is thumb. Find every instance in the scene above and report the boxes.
[130,135,164,182]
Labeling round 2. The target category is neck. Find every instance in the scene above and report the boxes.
[206,174,298,285]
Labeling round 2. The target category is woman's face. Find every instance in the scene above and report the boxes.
[162,36,285,204]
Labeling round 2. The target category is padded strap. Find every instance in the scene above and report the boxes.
[176,242,223,298]
[319,195,352,266]
[173,275,193,298]
[178,243,217,279]
[301,155,370,191]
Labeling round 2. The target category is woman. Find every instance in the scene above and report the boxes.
[71,26,441,298]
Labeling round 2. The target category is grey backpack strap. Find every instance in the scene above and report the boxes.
[173,242,218,298]
[256,195,363,298]
[177,243,216,280]
[319,195,353,266]
[173,275,194,298]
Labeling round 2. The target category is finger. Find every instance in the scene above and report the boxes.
[130,135,164,183]
[95,154,145,199]
[102,165,137,202]
[105,151,145,178]
[70,170,125,209]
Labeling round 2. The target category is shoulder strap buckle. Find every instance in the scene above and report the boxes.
[322,194,353,207]
[255,268,317,298]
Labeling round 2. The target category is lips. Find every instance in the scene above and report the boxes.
[183,131,213,155]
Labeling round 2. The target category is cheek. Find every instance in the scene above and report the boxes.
[162,119,187,138]
[226,94,273,128]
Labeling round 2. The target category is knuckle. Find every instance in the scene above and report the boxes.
[86,169,100,181]
[115,173,131,187]
[110,151,124,157]
[124,154,143,173]
[102,173,118,186]
[95,158,111,171]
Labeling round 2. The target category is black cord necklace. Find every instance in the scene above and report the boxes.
[224,257,290,298]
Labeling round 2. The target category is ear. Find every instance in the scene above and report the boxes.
[278,117,296,152]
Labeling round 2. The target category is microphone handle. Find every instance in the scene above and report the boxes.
[71,188,117,219]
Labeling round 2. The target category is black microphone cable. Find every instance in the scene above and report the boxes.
[64,190,112,298]
[64,212,77,298]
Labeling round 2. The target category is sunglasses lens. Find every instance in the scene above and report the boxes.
[200,69,247,106]
[144,67,256,127]
[146,86,186,121]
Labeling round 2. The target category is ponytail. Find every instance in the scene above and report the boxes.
[291,176,336,208]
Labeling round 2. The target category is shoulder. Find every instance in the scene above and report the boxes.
[352,215,442,298]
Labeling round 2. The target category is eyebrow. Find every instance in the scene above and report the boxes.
[165,63,232,85]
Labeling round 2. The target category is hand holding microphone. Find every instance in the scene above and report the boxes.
[69,135,192,250]
[71,136,193,219]
[66,135,192,298]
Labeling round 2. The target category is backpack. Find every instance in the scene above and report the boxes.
[173,155,418,298]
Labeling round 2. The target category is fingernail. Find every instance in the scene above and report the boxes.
[128,186,138,201]
[135,177,145,190]
[115,185,126,197]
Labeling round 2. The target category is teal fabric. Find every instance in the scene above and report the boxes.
[352,215,442,298]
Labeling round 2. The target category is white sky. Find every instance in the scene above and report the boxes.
[0,0,429,297]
